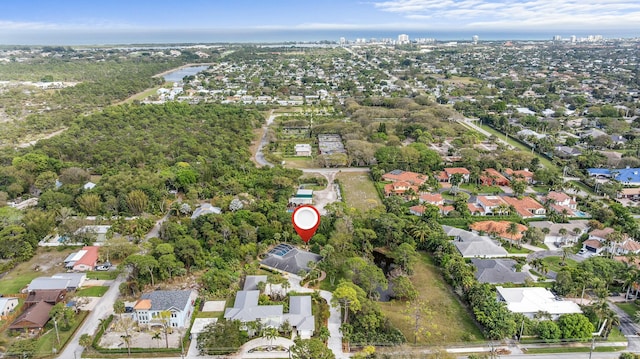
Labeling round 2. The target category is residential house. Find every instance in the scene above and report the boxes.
[419,193,444,205]
[480,168,510,186]
[294,144,312,157]
[437,167,470,183]
[409,205,427,217]
[496,286,582,319]
[614,239,640,256]
[74,225,110,243]
[51,273,86,290]
[528,220,590,245]
[224,290,283,328]
[588,168,640,186]
[25,289,67,308]
[544,191,578,213]
[289,189,314,206]
[470,259,532,284]
[589,227,615,242]
[442,225,508,258]
[27,277,70,292]
[9,301,53,333]
[504,168,535,184]
[284,296,315,339]
[476,195,508,216]
[133,290,197,328]
[191,203,222,220]
[383,181,419,198]
[224,276,315,338]
[582,239,605,255]
[72,246,99,272]
[260,244,322,276]
[0,297,19,317]
[554,146,582,158]
[618,188,640,200]
[501,196,546,218]
[469,221,528,243]
[381,170,428,186]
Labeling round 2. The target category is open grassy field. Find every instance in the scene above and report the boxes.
[336,172,383,213]
[34,311,89,356]
[379,254,484,345]
[282,157,317,169]
[0,247,77,295]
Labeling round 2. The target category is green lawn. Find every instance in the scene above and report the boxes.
[460,183,503,195]
[379,253,484,344]
[91,271,119,280]
[504,245,533,254]
[337,172,383,213]
[616,301,640,317]
[75,286,109,297]
[0,247,77,295]
[541,256,578,272]
[35,311,89,356]
[196,311,223,319]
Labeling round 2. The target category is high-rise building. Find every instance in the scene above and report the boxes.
[553,35,562,41]
[570,35,577,43]
[339,37,346,45]
[398,34,410,45]
[472,35,479,44]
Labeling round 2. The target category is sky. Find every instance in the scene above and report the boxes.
[1,0,639,44]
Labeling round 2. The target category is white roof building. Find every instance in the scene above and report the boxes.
[496,286,582,319]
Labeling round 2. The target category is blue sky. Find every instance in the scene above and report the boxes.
[0,0,638,43]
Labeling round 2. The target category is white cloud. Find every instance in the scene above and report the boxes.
[371,0,640,29]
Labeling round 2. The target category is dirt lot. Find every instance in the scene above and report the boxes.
[101,316,186,349]
[0,247,77,294]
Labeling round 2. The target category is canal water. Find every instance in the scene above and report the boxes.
[163,65,210,82]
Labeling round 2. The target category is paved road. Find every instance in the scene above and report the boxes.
[456,353,622,359]
[255,111,276,168]
[57,274,126,359]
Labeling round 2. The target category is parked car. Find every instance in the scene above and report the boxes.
[95,262,111,271]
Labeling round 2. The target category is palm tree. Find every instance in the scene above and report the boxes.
[572,227,582,243]
[559,228,568,245]
[152,331,162,348]
[506,222,520,248]
[561,247,571,265]
[261,327,279,351]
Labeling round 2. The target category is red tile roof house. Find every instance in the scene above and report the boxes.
[475,195,508,215]
[544,191,579,215]
[381,170,428,186]
[72,246,99,272]
[419,193,444,205]
[502,196,546,218]
[438,167,471,183]
[470,221,528,244]
[480,168,510,186]
[503,168,535,184]
[383,181,419,198]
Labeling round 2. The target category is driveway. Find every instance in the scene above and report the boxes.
[57,273,127,359]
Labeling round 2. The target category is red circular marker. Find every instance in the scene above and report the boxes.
[292,205,321,243]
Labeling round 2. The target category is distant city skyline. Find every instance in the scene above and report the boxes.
[1,0,639,45]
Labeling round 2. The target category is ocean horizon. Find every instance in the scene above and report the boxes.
[1,29,638,46]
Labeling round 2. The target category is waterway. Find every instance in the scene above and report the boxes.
[162,65,210,82]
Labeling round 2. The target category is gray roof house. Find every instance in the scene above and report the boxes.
[190,203,221,220]
[470,259,532,284]
[224,288,315,338]
[243,275,267,291]
[442,225,508,258]
[52,273,86,290]
[27,277,70,292]
[284,296,315,339]
[224,290,283,327]
[133,290,197,328]
[260,243,322,275]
